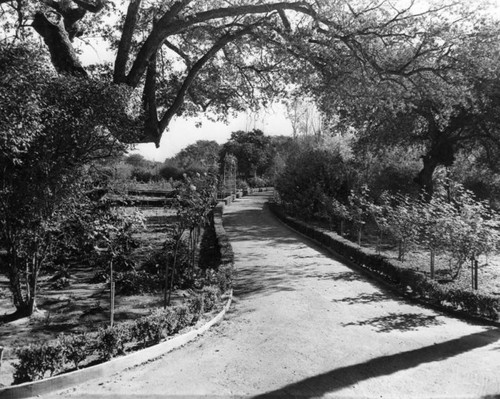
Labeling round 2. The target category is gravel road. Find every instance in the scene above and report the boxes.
[45,192,500,399]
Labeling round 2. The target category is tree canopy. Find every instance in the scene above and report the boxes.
[3,0,491,149]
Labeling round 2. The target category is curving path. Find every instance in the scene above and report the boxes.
[45,192,500,398]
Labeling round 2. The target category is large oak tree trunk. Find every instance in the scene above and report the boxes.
[6,252,37,318]
[32,11,87,76]
[414,154,439,200]
[414,134,455,200]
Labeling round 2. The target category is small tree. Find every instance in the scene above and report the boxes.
[380,193,421,262]
[347,186,372,247]
[432,186,500,280]
[1,44,134,318]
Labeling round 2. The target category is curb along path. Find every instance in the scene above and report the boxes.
[44,192,500,398]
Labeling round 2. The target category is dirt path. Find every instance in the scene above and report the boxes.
[45,192,500,398]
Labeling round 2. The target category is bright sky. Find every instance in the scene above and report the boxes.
[78,44,293,163]
[129,106,293,162]
[77,0,500,162]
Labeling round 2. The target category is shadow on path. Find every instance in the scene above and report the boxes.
[253,328,500,398]
[333,292,390,305]
[342,312,444,332]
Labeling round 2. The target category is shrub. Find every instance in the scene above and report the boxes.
[174,305,195,331]
[115,270,160,295]
[153,307,179,335]
[58,333,89,370]
[247,176,268,188]
[95,324,132,361]
[13,342,64,383]
[132,315,163,346]
[201,286,221,312]
[216,266,233,293]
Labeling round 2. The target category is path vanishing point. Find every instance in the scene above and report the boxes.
[43,192,500,399]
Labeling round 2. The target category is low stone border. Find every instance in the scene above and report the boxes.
[1,199,237,399]
[268,202,500,328]
[0,291,233,399]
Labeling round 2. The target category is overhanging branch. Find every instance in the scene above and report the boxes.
[157,26,253,136]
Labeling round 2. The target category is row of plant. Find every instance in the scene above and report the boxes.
[11,177,236,385]
[315,183,500,279]
[269,203,500,321]
[13,285,222,384]
[276,145,500,284]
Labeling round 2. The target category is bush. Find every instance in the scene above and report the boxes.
[201,286,221,312]
[116,270,160,295]
[132,315,163,346]
[95,324,132,361]
[13,342,64,383]
[174,305,195,331]
[153,307,179,335]
[59,333,89,370]
[188,294,204,320]
[216,266,233,293]
[247,176,268,188]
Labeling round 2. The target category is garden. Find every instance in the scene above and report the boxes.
[273,143,500,321]
[3,0,500,393]
[0,167,237,387]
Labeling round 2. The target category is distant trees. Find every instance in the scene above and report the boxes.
[160,140,220,180]
[220,129,292,181]
[310,3,500,197]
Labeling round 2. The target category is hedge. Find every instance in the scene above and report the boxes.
[268,203,500,322]
[12,200,235,385]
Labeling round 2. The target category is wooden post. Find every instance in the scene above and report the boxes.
[474,259,479,290]
[110,259,115,328]
[164,257,169,309]
[471,258,474,290]
[430,249,435,280]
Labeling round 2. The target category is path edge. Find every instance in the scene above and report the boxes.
[267,202,500,328]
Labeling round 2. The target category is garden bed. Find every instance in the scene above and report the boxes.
[269,203,500,323]
[0,202,233,388]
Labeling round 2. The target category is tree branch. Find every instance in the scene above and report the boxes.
[143,50,161,146]
[32,10,87,76]
[158,26,253,134]
[125,1,313,87]
[114,0,142,83]
[72,0,105,13]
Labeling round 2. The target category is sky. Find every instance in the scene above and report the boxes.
[78,41,293,163]
[129,106,293,162]
[77,0,500,162]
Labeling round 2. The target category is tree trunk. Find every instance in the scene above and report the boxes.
[414,154,439,200]
[32,11,87,77]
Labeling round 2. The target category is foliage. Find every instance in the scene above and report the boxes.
[168,140,221,171]
[58,334,90,370]
[247,177,269,188]
[95,324,132,361]
[0,43,133,316]
[13,342,64,383]
[200,286,221,312]
[115,271,160,295]
[275,144,353,218]
[269,203,500,321]
[220,130,274,179]
[132,315,164,346]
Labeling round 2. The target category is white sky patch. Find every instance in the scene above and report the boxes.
[130,104,293,162]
